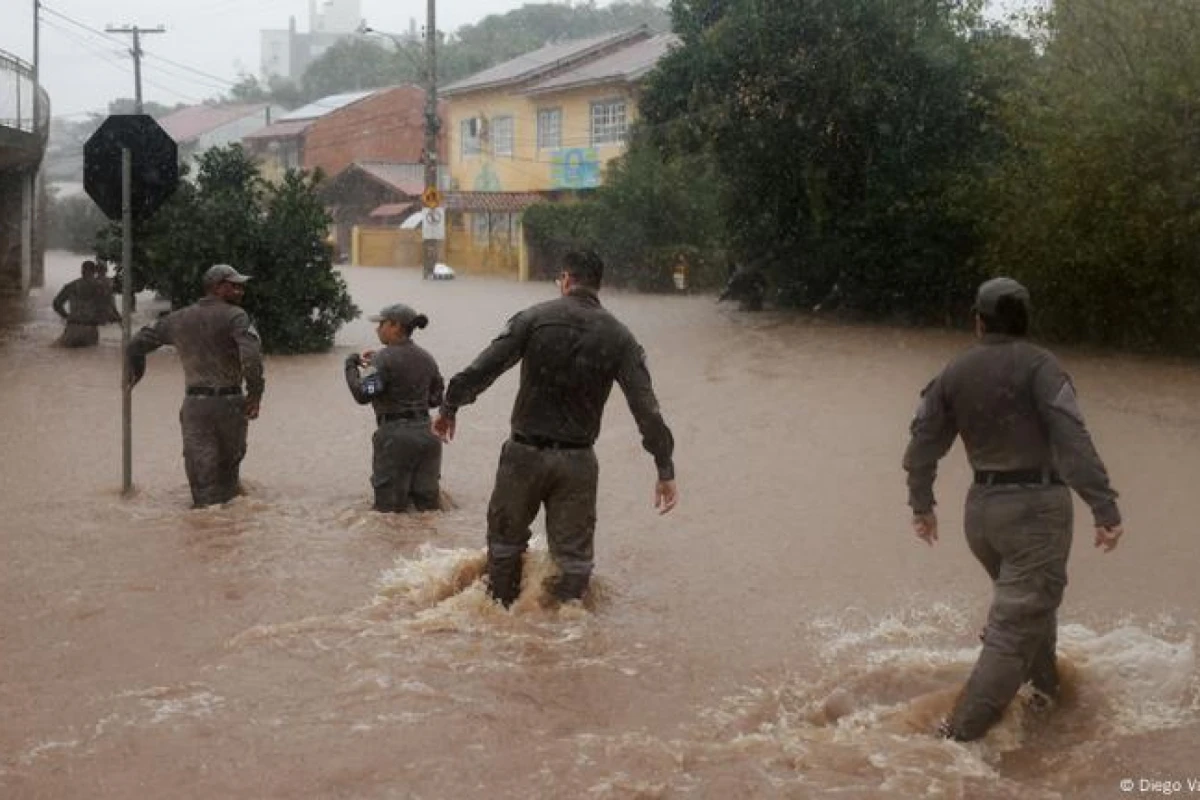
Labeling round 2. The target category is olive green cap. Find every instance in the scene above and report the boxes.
[973,277,1030,316]
[369,303,420,327]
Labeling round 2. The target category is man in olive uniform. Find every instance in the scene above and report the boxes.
[903,277,1124,742]
[434,250,679,607]
[53,260,120,347]
[127,264,265,508]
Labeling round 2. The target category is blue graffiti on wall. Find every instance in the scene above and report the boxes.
[550,148,601,189]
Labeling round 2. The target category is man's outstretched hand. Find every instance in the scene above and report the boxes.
[655,479,678,515]
[912,512,938,546]
[433,414,456,443]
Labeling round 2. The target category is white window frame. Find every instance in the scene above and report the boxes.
[491,115,514,158]
[460,118,481,158]
[590,99,628,147]
[537,107,562,151]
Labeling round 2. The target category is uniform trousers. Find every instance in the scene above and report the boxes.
[946,483,1073,739]
[180,395,247,508]
[371,419,442,512]
[485,438,599,602]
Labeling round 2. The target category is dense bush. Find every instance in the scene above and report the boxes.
[523,137,728,292]
[980,0,1200,355]
[98,145,358,353]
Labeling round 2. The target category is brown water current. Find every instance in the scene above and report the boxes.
[2,252,1198,798]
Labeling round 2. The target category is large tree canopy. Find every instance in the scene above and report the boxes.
[981,0,1200,353]
[639,0,1000,321]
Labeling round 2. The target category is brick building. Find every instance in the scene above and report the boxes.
[242,85,445,183]
[303,85,445,179]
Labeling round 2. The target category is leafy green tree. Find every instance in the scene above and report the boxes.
[524,126,726,291]
[642,0,1000,321]
[981,0,1200,354]
[302,39,420,99]
[99,146,358,353]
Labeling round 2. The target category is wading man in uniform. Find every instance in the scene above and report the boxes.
[127,264,264,508]
[903,277,1124,741]
[53,260,119,347]
[434,250,679,607]
[345,303,444,513]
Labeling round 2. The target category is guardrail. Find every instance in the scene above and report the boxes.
[0,49,50,137]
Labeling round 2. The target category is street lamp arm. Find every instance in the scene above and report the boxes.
[358,21,425,75]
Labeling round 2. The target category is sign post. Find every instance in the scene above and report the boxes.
[84,114,179,495]
[121,147,133,493]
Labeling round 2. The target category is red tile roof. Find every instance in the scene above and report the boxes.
[158,104,272,143]
[444,192,547,213]
[243,119,313,141]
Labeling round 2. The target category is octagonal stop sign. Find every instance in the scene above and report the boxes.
[84,114,179,221]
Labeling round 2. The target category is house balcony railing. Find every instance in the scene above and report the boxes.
[0,49,50,140]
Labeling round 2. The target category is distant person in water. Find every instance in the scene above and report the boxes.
[52,260,119,347]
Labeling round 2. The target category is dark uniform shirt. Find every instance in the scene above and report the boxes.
[903,333,1120,527]
[127,296,265,399]
[345,340,443,415]
[442,287,676,481]
[53,277,118,325]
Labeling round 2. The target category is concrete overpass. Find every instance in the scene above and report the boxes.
[0,48,49,298]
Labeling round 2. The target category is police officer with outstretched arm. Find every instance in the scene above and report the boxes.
[127,264,264,508]
[903,276,1124,742]
[433,250,679,607]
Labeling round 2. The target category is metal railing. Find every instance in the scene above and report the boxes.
[0,49,50,137]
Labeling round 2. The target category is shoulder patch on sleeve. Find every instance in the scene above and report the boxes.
[913,378,939,421]
[1050,378,1084,423]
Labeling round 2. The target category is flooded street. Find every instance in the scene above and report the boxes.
[2,251,1198,799]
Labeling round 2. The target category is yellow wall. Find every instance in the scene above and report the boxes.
[446,83,638,193]
[352,227,423,267]
[444,211,523,278]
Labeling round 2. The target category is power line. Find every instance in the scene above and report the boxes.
[141,50,238,90]
[42,4,235,95]
[40,4,127,47]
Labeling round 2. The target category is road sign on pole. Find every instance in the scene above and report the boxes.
[422,207,445,240]
[84,114,179,496]
[84,114,179,221]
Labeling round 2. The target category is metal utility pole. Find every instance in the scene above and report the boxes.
[104,24,166,113]
[104,23,164,494]
[422,0,439,280]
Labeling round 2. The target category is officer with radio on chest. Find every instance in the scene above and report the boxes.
[345,304,445,513]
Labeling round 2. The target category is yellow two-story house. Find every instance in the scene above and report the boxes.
[440,27,678,278]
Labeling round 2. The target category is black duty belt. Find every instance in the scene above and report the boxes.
[377,410,430,425]
[512,432,590,451]
[974,469,1063,486]
[186,386,242,397]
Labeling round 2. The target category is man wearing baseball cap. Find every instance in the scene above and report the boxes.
[902,276,1124,741]
[127,263,264,507]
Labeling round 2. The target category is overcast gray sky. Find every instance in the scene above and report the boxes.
[0,0,589,118]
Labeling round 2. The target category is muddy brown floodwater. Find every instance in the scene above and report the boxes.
[2,252,1198,799]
